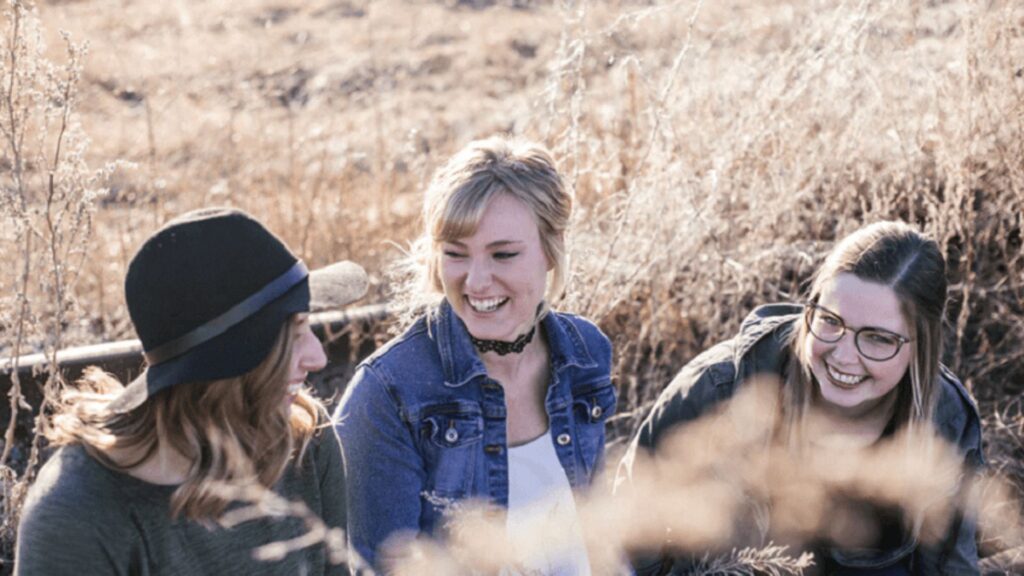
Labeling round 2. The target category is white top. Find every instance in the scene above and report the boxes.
[502,431,592,576]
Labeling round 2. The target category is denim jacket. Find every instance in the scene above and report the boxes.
[334,300,615,572]
[617,304,984,576]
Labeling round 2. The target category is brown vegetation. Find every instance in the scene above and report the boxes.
[2,0,1023,573]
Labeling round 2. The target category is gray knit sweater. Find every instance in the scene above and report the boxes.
[14,427,348,576]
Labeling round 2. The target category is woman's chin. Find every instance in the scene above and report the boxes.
[468,328,513,342]
[462,316,516,342]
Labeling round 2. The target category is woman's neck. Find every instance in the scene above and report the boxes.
[479,330,547,384]
[108,441,191,485]
[481,331,552,446]
[807,389,899,450]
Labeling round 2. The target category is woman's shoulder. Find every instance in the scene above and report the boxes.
[25,445,128,508]
[642,306,798,433]
[546,310,611,359]
[19,446,142,550]
[933,366,984,457]
[306,422,344,466]
[281,424,344,495]
[549,310,606,336]
[340,312,450,411]
[358,314,438,372]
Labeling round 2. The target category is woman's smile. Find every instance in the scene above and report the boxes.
[824,360,868,388]
[466,295,509,313]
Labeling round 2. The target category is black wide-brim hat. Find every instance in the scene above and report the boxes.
[107,207,368,414]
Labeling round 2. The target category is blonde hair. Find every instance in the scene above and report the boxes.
[393,136,572,320]
[780,221,947,443]
[47,319,322,520]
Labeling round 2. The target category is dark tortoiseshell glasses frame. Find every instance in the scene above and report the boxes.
[804,302,912,361]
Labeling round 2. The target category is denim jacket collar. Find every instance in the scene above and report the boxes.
[433,299,598,389]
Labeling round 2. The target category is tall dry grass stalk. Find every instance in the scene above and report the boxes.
[0,0,117,563]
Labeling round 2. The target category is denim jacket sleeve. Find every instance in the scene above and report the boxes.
[333,364,426,574]
[614,340,737,576]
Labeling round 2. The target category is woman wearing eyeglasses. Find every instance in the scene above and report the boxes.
[617,221,983,575]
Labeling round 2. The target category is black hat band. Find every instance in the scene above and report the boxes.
[143,261,309,366]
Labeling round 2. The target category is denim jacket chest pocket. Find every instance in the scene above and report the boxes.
[570,382,617,477]
[404,400,484,499]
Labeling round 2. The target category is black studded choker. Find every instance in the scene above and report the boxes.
[470,326,536,356]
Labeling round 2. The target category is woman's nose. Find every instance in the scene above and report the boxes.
[830,331,861,363]
[465,258,492,292]
[298,328,328,372]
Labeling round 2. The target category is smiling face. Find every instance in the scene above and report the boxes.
[440,193,551,342]
[805,273,913,418]
[285,313,327,406]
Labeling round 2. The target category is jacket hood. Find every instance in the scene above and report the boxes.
[730,303,802,387]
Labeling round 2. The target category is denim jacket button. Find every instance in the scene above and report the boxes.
[444,428,459,443]
[590,405,603,419]
[557,433,571,446]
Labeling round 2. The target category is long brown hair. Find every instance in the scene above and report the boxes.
[781,221,947,443]
[47,318,322,520]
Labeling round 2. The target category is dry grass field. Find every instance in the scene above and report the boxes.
[2,0,1023,573]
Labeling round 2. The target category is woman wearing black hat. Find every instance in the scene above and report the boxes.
[15,208,367,575]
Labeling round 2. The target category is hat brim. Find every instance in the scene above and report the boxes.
[108,260,368,414]
[309,260,368,312]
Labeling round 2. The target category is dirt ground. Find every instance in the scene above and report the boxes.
[42,0,557,173]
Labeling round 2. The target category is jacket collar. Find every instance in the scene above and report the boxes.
[432,299,597,388]
[732,303,803,381]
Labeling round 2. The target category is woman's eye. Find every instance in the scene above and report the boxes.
[822,314,841,326]
[443,251,466,259]
[494,251,519,260]
[866,332,898,346]
[293,316,311,335]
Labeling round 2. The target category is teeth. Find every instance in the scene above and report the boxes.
[287,383,302,395]
[468,297,507,312]
[826,363,866,386]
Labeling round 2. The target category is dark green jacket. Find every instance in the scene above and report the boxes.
[618,303,983,575]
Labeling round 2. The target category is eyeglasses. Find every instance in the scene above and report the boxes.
[804,303,912,361]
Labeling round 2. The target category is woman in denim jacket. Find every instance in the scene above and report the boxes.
[335,136,616,574]
[617,222,983,575]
